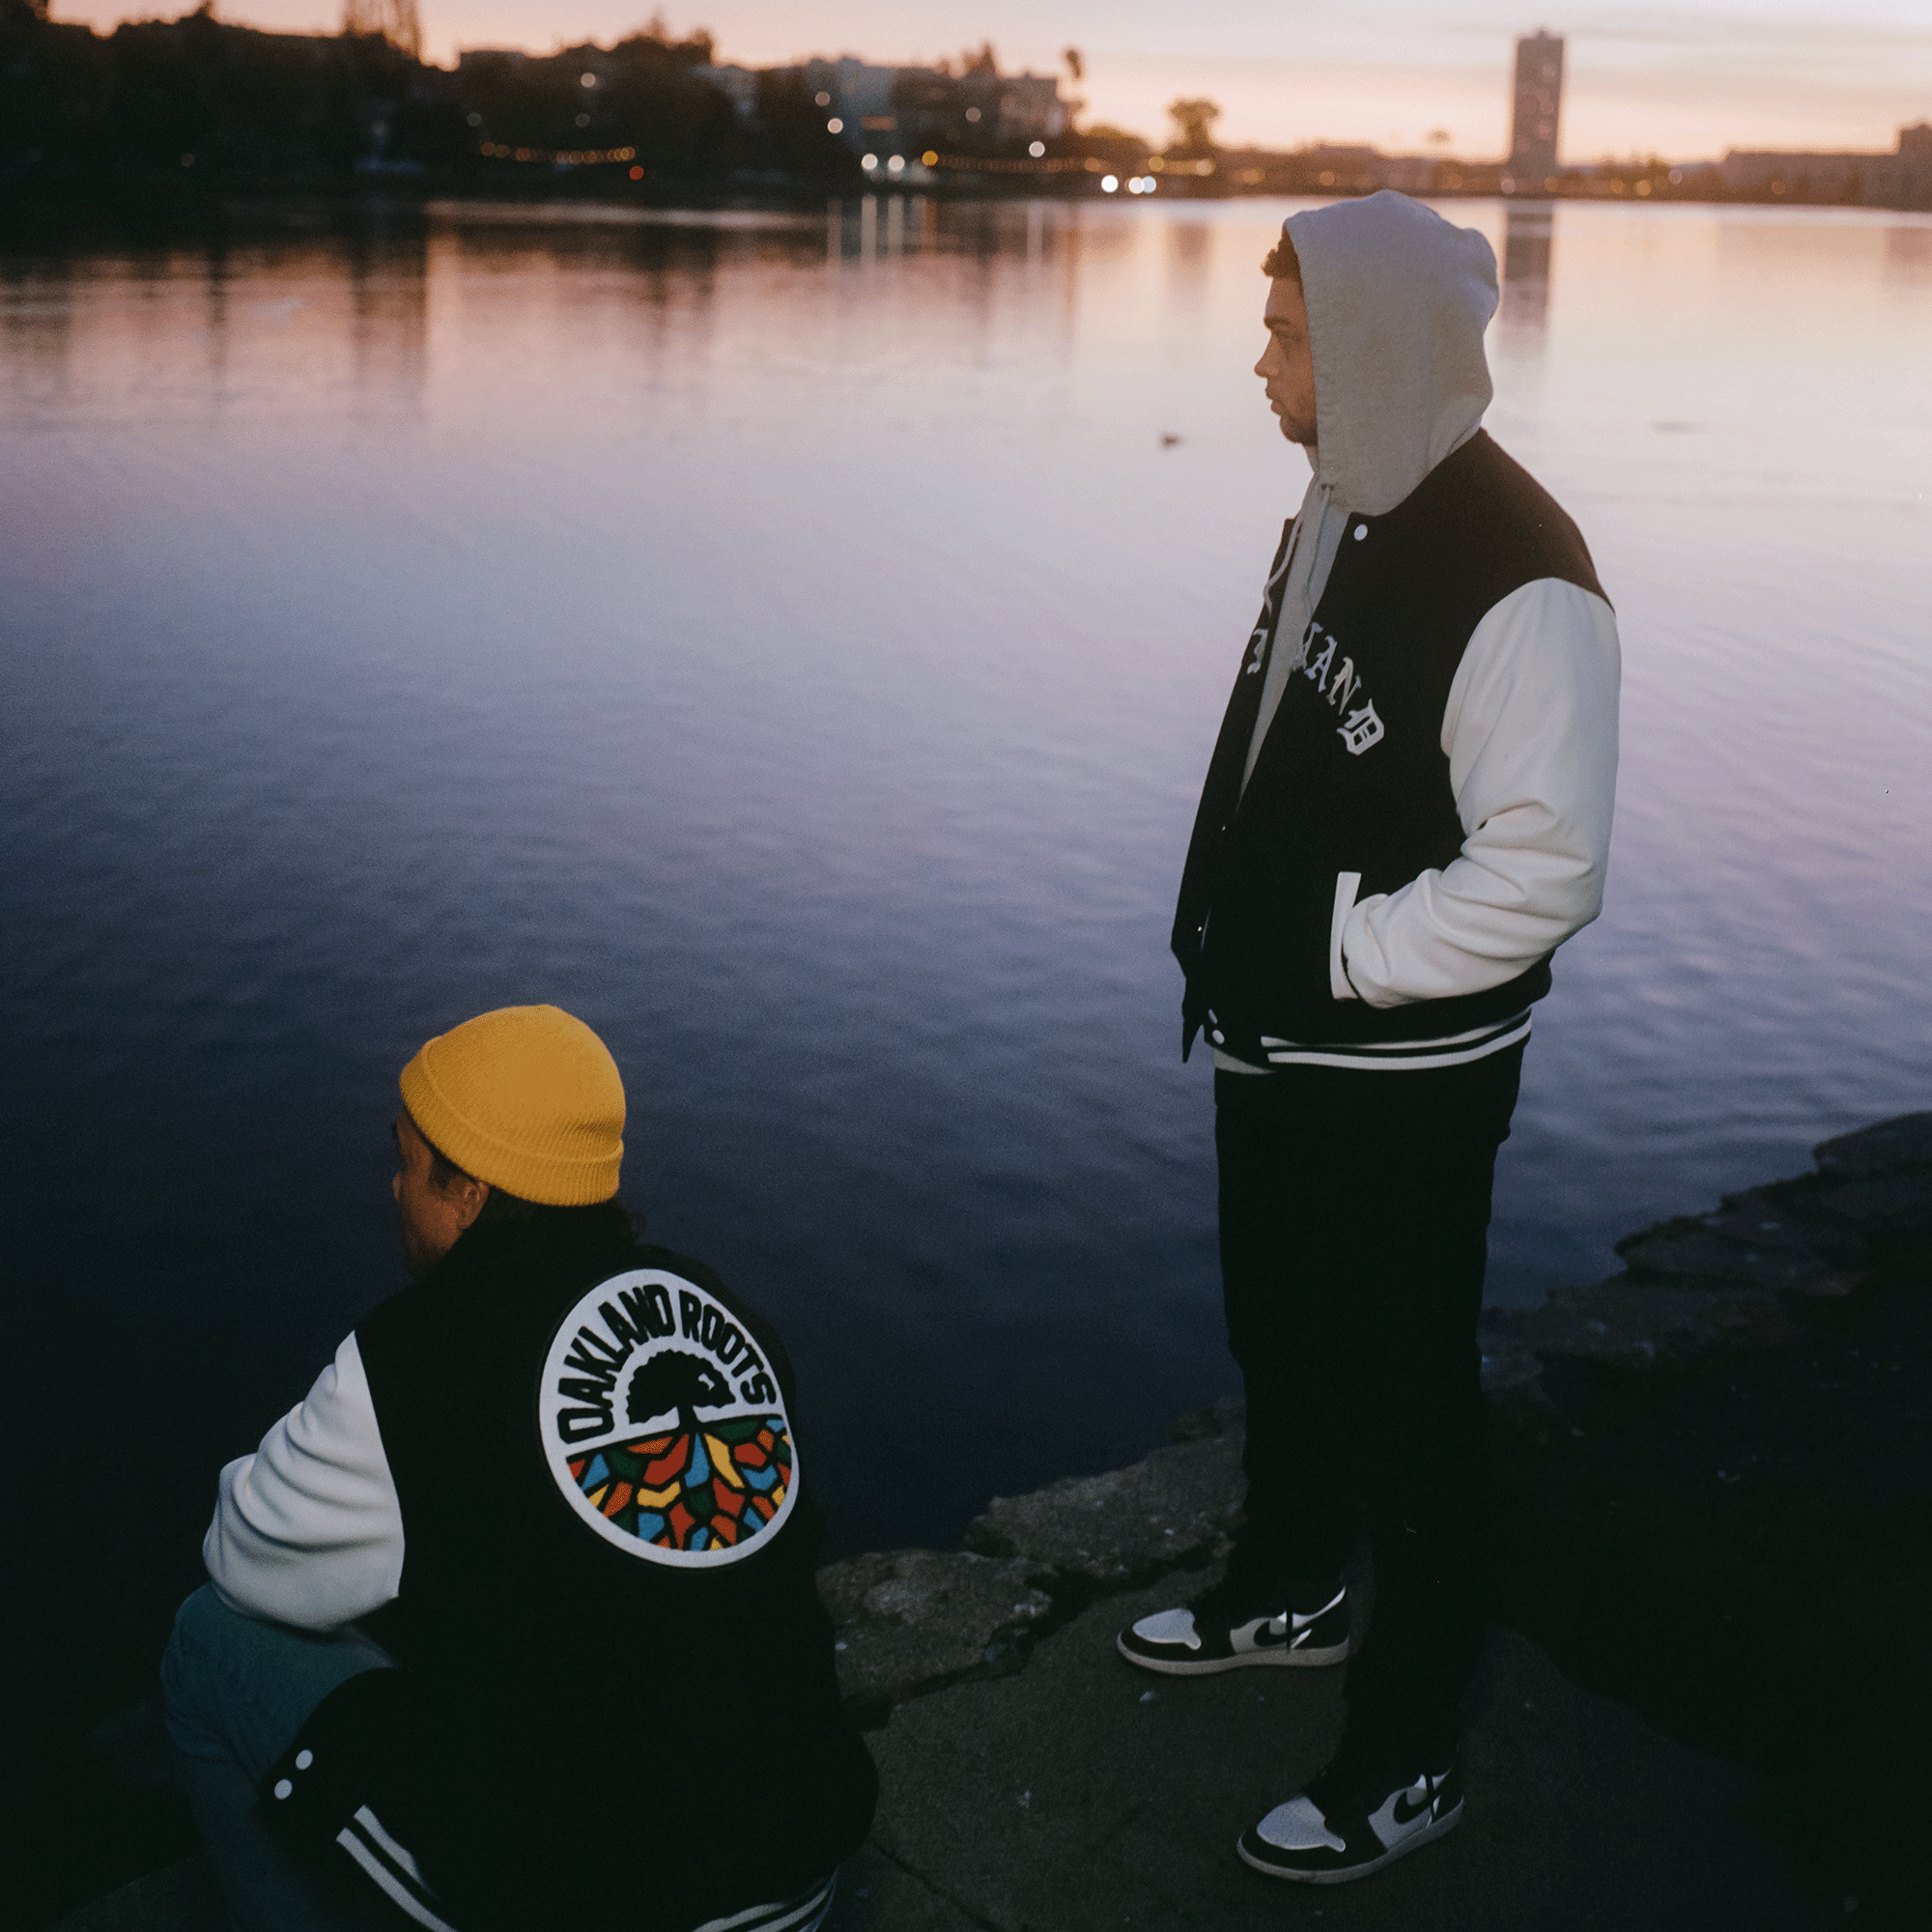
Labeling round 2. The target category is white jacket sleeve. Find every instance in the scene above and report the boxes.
[202,1332,405,1632]
[1335,577,1620,1009]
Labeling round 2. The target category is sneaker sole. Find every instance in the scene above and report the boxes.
[1116,1633,1350,1675]
[1236,1805,1462,1885]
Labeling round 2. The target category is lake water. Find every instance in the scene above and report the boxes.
[3,193,1929,1730]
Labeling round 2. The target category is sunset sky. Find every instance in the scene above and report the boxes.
[51,2,1932,161]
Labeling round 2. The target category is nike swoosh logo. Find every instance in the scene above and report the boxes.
[1246,1590,1346,1650]
[1391,1791,1433,1826]
[1249,1618,1322,1651]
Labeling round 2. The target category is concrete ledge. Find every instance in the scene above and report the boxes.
[838,1596,1812,1931]
[817,1548,1054,1723]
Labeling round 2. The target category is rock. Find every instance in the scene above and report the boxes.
[1492,1278,1799,1367]
[1168,1392,1243,1442]
[1480,1341,1548,1399]
[962,1428,1243,1597]
[1483,1109,1932,1399]
[1806,1166,1932,1239]
[1615,1190,1865,1293]
[1814,1111,1932,1176]
[816,1548,1052,1721]
[1489,1229,1932,1923]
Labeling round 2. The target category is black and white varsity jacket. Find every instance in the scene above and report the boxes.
[204,1208,876,1932]
[1174,431,1621,1072]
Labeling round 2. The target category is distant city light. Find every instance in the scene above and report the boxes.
[466,111,481,128]
[887,155,904,174]
[827,118,843,134]
[814,92,832,107]
[1028,141,1045,158]
[862,154,878,171]
[922,150,938,166]
[1101,174,1118,192]
[629,165,642,180]
[964,106,980,124]
[580,71,596,88]
[1143,176,1157,193]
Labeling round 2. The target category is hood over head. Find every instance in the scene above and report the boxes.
[1236,193,1499,794]
[1288,190,1499,516]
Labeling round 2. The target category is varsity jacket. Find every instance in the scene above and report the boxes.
[203,1208,876,1932]
[1174,429,1620,1070]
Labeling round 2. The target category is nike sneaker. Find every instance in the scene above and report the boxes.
[1116,1575,1350,1675]
[1238,1754,1463,1884]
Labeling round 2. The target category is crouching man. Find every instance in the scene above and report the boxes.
[163,1005,876,1932]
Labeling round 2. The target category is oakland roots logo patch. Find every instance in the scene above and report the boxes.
[538,1269,796,1568]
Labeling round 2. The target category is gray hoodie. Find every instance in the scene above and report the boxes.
[1244,192,1500,789]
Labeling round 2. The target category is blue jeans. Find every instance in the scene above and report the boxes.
[161,1585,403,1932]
[161,1584,842,1932]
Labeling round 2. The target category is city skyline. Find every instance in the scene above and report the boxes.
[43,2,1932,160]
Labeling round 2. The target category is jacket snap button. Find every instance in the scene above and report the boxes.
[273,1779,294,1801]
[296,1750,313,1770]
[1210,1030,1226,1044]
[1353,526,1368,540]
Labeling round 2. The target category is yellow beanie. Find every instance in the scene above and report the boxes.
[399,1005,625,1207]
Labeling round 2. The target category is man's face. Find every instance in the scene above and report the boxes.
[1255,276,1317,446]
[391,1111,486,1277]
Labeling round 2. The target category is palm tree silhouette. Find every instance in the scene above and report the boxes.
[624,1350,730,1439]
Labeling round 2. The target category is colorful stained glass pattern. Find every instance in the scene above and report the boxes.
[565,1415,792,1554]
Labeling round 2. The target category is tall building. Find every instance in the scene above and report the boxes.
[1507,30,1564,189]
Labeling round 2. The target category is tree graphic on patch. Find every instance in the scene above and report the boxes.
[538,1270,798,1567]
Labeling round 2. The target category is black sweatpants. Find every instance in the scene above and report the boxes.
[1213,1040,1523,1769]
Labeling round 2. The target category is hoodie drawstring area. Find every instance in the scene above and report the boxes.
[1240,473,1345,795]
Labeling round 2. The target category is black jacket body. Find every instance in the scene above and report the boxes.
[1173,431,1605,1061]
[300,1208,876,1932]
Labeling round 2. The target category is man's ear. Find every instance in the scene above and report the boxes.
[451,1176,491,1233]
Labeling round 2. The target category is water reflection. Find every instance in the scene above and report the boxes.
[1884,222,1932,281]
[0,256,74,404]
[1500,202,1553,336]
[348,226,428,407]
[1167,219,1211,307]
[3,196,1927,1596]
[831,192,941,263]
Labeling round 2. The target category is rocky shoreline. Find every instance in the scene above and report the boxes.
[817,1114,1929,1730]
[48,1112,1932,1930]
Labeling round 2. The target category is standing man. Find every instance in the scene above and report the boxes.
[163,1004,876,1932]
[1117,193,1620,1883]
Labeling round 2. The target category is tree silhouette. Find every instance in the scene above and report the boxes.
[1167,97,1221,156]
[624,1350,730,1438]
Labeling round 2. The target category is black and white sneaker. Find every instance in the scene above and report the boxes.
[1116,1577,1350,1675]
[1238,1755,1463,1884]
